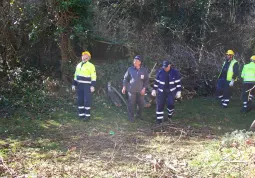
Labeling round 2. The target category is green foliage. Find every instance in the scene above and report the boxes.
[55,0,92,41]
[1,0,255,96]
[96,59,131,90]
[189,129,255,177]
[221,130,254,147]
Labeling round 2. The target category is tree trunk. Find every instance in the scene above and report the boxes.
[198,0,212,63]
[0,46,7,78]
[60,33,69,83]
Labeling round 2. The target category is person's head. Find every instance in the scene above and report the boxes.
[81,51,91,62]
[225,50,234,61]
[250,55,255,63]
[162,60,171,72]
[133,55,142,68]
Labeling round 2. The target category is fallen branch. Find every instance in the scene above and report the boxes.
[165,163,178,173]
[212,150,236,169]
[149,62,157,79]
[110,85,127,106]
[172,129,184,144]
[77,149,83,177]
[105,142,122,167]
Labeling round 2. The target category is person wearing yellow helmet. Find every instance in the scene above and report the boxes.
[226,50,235,55]
[72,51,96,121]
[215,49,239,108]
[240,55,255,113]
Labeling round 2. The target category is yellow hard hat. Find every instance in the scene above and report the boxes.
[82,51,91,57]
[250,55,255,61]
[226,50,234,55]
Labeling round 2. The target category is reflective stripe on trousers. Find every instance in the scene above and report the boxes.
[156,91,175,121]
[77,84,92,119]
[215,79,231,107]
[242,83,255,108]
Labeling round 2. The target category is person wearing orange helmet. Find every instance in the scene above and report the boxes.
[240,55,255,113]
[215,50,239,108]
[72,51,96,121]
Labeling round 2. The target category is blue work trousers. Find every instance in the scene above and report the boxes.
[241,83,255,109]
[77,84,92,119]
[156,91,175,122]
[215,79,231,107]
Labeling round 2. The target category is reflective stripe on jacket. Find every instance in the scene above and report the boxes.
[241,62,255,83]
[219,59,238,81]
[73,61,96,86]
[153,68,181,93]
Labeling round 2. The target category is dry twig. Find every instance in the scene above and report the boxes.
[0,156,16,176]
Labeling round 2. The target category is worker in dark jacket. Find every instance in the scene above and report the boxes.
[215,50,239,108]
[122,55,149,122]
[240,55,255,113]
[151,60,182,124]
[72,51,96,121]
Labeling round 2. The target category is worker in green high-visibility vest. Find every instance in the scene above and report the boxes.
[240,55,255,113]
[215,50,239,108]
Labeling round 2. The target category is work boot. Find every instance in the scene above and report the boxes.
[156,119,162,125]
[136,114,143,120]
[240,107,251,113]
[240,107,246,113]
[221,104,228,108]
[168,116,172,122]
[163,116,172,122]
[83,116,90,121]
[129,118,135,122]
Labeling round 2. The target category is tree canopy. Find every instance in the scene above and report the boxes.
[1,0,255,94]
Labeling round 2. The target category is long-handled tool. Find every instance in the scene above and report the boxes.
[246,85,255,93]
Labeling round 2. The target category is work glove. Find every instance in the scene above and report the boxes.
[229,79,234,87]
[151,90,156,97]
[140,88,146,96]
[175,91,181,99]
[72,85,75,91]
[90,86,95,93]
[122,86,126,94]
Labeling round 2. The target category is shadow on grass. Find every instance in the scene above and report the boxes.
[1,92,255,177]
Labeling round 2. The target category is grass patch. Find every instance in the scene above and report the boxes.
[1,87,255,177]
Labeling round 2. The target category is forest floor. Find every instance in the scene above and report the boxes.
[0,87,255,177]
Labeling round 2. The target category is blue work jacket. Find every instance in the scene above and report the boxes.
[153,68,182,94]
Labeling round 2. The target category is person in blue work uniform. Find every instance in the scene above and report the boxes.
[240,55,255,113]
[72,51,96,121]
[151,60,182,124]
[122,55,149,122]
[215,50,239,108]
